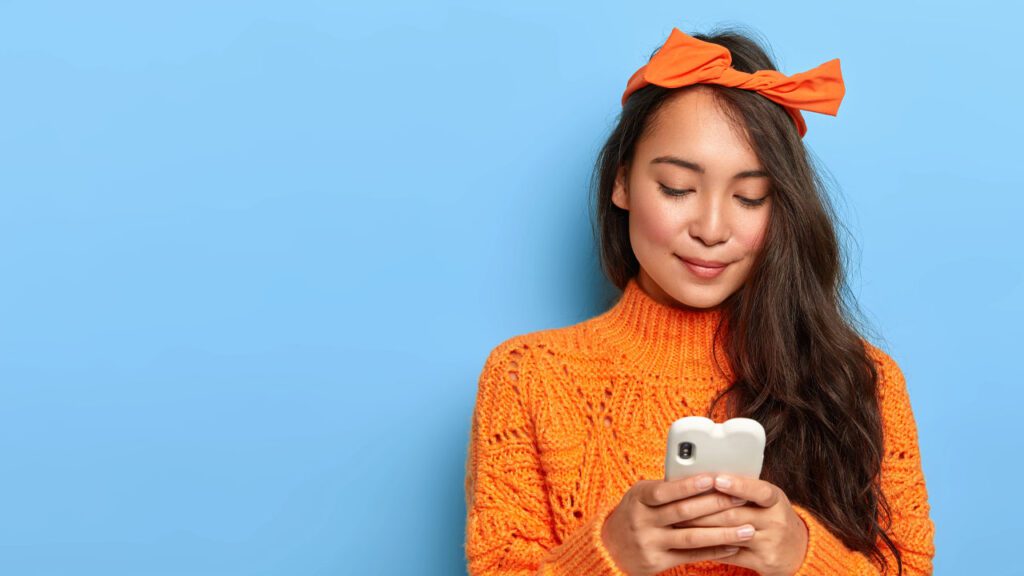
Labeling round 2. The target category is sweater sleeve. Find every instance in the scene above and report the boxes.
[789,345,936,575]
[464,340,627,576]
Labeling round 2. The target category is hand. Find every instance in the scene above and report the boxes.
[600,473,755,576]
[672,473,809,576]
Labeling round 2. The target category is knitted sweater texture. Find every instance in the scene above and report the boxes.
[464,277,936,575]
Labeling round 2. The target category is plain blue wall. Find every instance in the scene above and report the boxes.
[0,1,1015,574]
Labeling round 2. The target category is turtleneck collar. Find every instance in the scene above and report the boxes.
[589,276,734,381]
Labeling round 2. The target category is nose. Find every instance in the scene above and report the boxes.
[689,193,729,247]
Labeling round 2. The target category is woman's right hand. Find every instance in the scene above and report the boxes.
[599,473,754,576]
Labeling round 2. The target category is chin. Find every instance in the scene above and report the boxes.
[668,285,728,310]
[685,295,726,310]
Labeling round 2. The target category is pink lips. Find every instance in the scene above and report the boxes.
[678,255,730,279]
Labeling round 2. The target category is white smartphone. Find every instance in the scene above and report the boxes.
[664,416,766,482]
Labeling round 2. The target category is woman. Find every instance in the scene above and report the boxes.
[464,25,935,576]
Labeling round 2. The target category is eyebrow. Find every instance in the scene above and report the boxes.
[650,155,769,180]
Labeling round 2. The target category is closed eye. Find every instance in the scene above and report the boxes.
[659,184,695,197]
[659,184,769,209]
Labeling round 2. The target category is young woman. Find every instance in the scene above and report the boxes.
[464,25,935,576]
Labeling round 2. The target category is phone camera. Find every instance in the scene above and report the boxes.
[678,442,694,460]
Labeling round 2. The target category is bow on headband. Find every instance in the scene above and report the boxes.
[621,27,846,138]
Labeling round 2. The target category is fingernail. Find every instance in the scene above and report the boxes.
[737,525,755,539]
[723,546,740,554]
[696,476,713,489]
[730,497,746,505]
[715,476,732,488]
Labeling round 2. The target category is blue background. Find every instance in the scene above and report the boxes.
[0,1,1014,574]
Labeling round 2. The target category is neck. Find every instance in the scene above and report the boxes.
[590,276,734,380]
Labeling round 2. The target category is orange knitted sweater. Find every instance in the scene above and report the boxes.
[464,277,935,575]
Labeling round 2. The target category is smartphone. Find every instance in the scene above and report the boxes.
[664,416,766,482]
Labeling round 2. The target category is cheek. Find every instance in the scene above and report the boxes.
[630,199,679,247]
[736,213,770,253]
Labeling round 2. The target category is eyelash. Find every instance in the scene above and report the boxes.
[659,184,769,208]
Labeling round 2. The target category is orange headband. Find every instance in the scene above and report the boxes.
[621,27,846,138]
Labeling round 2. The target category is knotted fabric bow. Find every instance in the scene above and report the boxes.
[621,27,846,138]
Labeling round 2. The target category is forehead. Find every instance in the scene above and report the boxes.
[639,88,759,167]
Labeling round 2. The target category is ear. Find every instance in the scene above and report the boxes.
[611,164,630,211]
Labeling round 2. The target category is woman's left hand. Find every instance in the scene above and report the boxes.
[671,473,808,576]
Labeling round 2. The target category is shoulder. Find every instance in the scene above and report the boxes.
[860,338,901,376]
[858,337,914,407]
[856,340,928,459]
[484,313,610,364]
[478,316,611,389]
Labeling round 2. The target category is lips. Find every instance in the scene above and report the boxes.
[679,256,729,268]
[677,255,731,279]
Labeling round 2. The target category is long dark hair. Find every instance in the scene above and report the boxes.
[590,25,902,574]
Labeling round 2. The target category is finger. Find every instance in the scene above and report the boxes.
[670,505,752,529]
[662,544,742,566]
[653,490,747,528]
[710,547,756,572]
[669,499,751,528]
[639,474,715,507]
[713,474,780,508]
[660,523,757,551]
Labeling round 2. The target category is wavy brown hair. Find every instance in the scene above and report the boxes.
[590,25,902,574]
